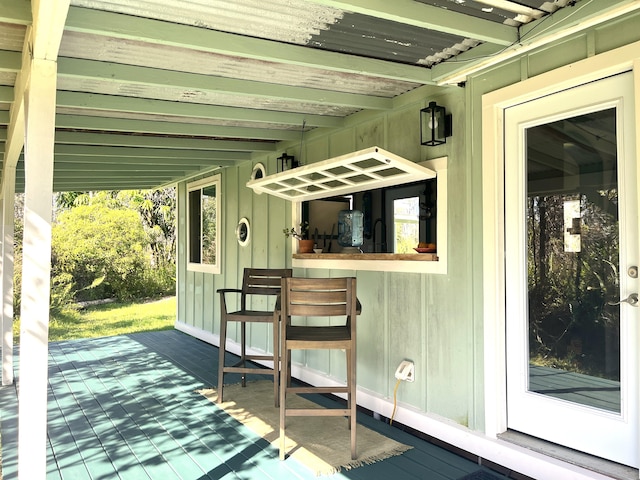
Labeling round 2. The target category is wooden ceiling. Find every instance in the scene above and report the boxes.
[0,0,634,192]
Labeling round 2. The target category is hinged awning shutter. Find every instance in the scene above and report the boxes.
[246,146,436,201]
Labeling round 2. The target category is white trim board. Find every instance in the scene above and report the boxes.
[481,39,640,470]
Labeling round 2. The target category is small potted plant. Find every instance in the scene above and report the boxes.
[283,221,314,253]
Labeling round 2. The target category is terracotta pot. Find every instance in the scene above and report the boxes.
[297,239,315,253]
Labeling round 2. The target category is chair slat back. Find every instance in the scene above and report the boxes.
[242,268,292,298]
[283,277,356,319]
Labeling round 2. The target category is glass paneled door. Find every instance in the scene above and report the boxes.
[504,73,638,467]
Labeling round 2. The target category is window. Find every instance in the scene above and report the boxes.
[384,182,435,254]
[393,196,420,253]
[293,157,447,274]
[303,180,436,254]
[187,175,220,273]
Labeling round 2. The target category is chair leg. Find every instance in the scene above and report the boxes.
[273,315,280,408]
[279,342,288,460]
[346,347,353,431]
[348,347,357,460]
[217,317,228,404]
[240,322,247,387]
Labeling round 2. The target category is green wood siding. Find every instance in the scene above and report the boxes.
[176,82,475,429]
[176,9,640,435]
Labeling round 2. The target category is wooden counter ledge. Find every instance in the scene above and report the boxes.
[293,253,438,261]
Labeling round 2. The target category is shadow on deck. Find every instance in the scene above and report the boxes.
[0,330,520,479]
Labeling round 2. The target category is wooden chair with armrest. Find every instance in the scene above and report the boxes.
[279,276,360,460]
[217,268,292,407]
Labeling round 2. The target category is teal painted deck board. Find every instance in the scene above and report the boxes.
[68,342,204,478]
[529,365,619,412]
[0,330,515,479]
[47,365,117,479]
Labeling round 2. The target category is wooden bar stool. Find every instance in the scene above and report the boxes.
[279,276,359,460]
[217,268,292,407]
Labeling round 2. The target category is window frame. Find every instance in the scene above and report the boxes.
[292,157,448,274]
[187,175,221,274]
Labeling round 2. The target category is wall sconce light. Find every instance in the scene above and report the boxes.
[420,101,452,146]
[277,153,298,172]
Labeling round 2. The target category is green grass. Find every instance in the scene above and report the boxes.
[13,296,176,342]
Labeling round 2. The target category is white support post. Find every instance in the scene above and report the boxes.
[1,167,16,386]
[18,57,56,480]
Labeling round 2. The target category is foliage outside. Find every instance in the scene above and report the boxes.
[201,186,218,264]
[528,191,620,381]
[13,189,176,314]
[394,197,420,253]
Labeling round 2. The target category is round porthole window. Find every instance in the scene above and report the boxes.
[236,218,250,247]
[250,163,266,181]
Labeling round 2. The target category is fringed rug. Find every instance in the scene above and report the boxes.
[198,381,412,476]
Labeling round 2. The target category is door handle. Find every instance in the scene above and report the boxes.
[608,293,639,307]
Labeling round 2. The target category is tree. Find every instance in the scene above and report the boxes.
[55,189,177,268]
[528,190,620,379]
[12,189,177,310]
[51,203,150,301]
[115,189,176,267]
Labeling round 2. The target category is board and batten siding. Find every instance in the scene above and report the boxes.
[176,11,640,436]
[169,11,640,479]
[175,81,477,431]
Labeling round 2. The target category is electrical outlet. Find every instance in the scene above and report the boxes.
[394,360,415,382]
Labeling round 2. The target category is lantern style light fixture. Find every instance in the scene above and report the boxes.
[277,152,298,172]
[420,101,452,146]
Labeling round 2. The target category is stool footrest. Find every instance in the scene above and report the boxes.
[222,366,275,375]
[242,354,275,362]
[284,408,351,417]
[286,386,348,395]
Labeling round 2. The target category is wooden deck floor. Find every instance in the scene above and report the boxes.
[0,330,515,479]
[529,365,620,413]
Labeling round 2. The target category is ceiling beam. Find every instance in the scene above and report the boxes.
[0,51,21,73]
[57,58,393,111]
[0,86,13,103]
[38,172,176,181]
[54,114,303,141]
[50,147,250,162]
[52,162,190,172]
[51,179,178,191]
[54,131,276,152]
[306,0,515,46]
[10,145,251,167]
[50,156,238,167]
[477,0,544,18]
[64,6,433,84]
[0,0,31,24]
[56,91,343,128]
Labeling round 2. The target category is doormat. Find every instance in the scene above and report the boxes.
[198,381,413,476]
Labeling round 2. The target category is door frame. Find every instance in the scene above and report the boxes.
[481,41,640,445]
